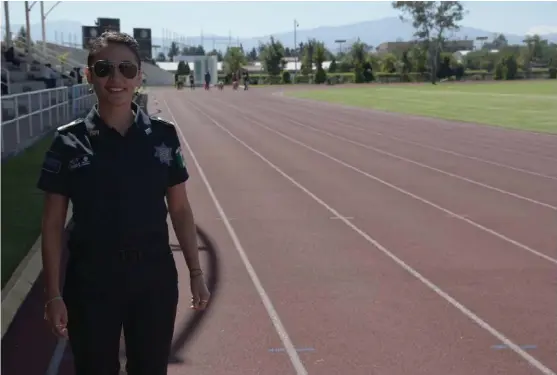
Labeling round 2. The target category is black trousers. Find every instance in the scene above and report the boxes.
[63,251,179,375]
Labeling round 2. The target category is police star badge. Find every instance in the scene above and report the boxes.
[154,143,173,166]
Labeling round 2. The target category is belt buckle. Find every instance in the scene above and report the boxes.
[119,249,143,262]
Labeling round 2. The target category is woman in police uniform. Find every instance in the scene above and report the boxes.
[38,31,210,375]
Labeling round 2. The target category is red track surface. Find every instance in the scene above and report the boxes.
[2,85,556,375]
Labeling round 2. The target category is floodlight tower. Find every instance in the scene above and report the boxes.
[24,1,62,53]
[335,39,346,55]
[475,36,488,50]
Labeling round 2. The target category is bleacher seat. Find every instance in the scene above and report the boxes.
[1,43,95,159]
[38,42,174,85]
[42,42,88,64]
[2,53,47,95]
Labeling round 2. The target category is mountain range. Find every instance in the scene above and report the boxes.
[11,17,557,54]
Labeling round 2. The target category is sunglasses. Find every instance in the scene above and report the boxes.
[91,60,138,79]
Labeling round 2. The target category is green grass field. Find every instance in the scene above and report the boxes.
[286,81,557,133]
[1,136,52,288]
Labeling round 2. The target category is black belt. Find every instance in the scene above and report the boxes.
[68,246,172,264]
[117,248,172,262]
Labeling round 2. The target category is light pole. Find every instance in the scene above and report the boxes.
[4,1,12,47]
[24,1,32,52]
[476,36,488,72]
[22,1,62,54]
[294,19,299,82]
[40,1,62,53]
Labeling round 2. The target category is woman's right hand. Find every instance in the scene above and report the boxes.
[44,297,69,339]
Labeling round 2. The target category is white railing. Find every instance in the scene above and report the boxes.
[1,67,10,94]
[1,83,96,158]
[69,83,96,118]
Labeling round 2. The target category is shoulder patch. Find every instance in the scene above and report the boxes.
[57,118,85,133]
[151,116,175,127]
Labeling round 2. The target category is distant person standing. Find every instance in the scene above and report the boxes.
[42,64,54,88]
[243,71,249,91]
[231,72,238,90]
[76,67,83,84]
[204,71,211,90]
[189,72,195,90]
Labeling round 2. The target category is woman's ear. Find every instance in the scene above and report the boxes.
[84,67,95,93]
[84,66,93,83]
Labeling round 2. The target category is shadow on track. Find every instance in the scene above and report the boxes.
[117,225,220,370]
[167,225,221,365]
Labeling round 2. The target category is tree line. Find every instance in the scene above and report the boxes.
[157,2,557,83]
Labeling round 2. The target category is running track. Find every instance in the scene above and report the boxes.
[2,85,556,375]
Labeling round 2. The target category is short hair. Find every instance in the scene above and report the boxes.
[87,31,141,69]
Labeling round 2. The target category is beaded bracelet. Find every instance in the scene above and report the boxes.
[45,295,63,308]
[189,268,203,278]
[43,296,63,320]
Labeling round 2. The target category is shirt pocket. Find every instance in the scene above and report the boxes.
[68,154,102,201]
[129,140,170,197]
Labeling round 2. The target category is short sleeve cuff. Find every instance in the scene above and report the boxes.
[167,169,189,188]
[37,177,71,196]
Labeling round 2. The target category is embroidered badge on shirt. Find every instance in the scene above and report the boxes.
[42,154,62,174]
[154,143,173,166]
[69,155,91,171]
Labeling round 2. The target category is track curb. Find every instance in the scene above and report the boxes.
[1,206,73,338]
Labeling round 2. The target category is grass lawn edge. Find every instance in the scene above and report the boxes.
[283,87,557,135]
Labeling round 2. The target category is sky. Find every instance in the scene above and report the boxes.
[3,1,557,39]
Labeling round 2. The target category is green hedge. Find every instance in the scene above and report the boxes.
[217,68,552,85]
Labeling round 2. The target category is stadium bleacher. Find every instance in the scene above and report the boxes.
[1,40,95,159]
[1,26,176,159]
[37,41,175,86]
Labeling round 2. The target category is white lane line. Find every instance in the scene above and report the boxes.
[161,97,308,375]
[241,102,556,211]
[213,99,557,266]
[45,338,66,375]
[184,96,557,375]
[275,94,557,180]
[333,120,557,181]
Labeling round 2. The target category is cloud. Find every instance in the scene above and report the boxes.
[526,25,557,35]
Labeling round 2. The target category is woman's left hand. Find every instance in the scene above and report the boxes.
[190,273,211,310]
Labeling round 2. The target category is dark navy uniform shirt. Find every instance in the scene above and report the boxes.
[37,103,189,255]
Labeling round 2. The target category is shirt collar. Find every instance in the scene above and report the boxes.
[85,101,152,136]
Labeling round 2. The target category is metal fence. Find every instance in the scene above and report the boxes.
[1,83,96,159]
